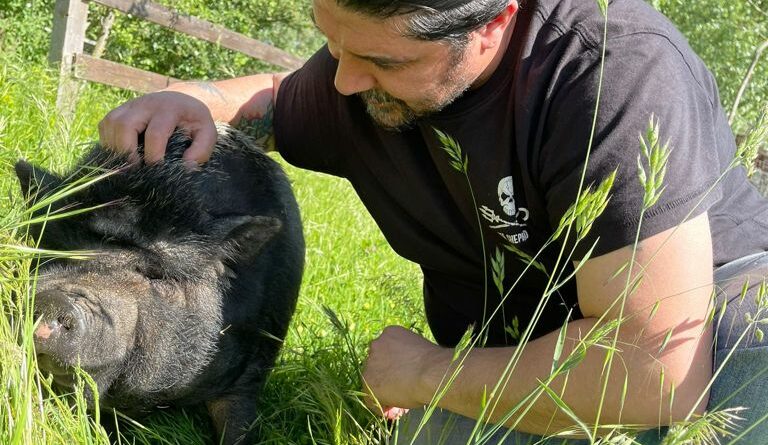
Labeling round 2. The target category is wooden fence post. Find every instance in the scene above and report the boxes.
[49,0,89,118]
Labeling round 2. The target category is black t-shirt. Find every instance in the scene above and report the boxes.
[273,0,768,347]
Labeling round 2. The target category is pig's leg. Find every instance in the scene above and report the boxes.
[206,395,259,445]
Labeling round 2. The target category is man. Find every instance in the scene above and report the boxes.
[99,0,768,443]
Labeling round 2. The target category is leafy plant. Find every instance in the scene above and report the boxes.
[653,0,768,132]
[0,0,323,80]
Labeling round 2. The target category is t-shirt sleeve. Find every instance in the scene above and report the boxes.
[273,45,347,177]
[539,33,724,259]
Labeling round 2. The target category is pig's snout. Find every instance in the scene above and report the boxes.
[33,290,88,348]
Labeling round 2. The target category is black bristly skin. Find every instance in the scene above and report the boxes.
[16,125,305,445]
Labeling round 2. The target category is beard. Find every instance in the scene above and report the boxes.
[358,89,419,130]
[358,48,473,131]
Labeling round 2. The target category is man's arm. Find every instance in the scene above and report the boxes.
[363,212,714,436]
[98,72,291,164]
[164,74,291,151]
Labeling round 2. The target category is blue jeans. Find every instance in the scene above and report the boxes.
[395,252,768,444]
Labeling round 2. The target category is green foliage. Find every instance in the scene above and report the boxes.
[0,0,323,79]
[435,127,469,174]
[736,104,768,176]
[88,0,323,79]
[0,54,119,444]
[660,407,747,445]
[0,0,764,125]
[491,247,505,297]
[637,115,671,210]
[596,0,609,17]
[503,241,547,274]
[553,171,617,242]
[0,52,423,444]
[654,0,768,131]
[1,1,767,443]
[0,0,53,63]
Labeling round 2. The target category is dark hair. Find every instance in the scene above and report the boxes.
[335,0,511,45]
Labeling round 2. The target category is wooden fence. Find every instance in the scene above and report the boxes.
[50,0,305,115]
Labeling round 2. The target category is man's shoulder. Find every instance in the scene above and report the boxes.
[520,0,717,99]
[526,0,701,69]
[533,0,683,46]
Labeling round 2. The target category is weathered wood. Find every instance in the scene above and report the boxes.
[49,0,90,117]
[89,0,305,70]
[92,10,117,59]
[74,54,181,93]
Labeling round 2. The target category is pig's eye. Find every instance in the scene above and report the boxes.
[101,235,136,248]
[133,265,165,281]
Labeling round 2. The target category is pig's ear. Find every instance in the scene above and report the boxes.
[219,215,283,255]
[14,160,60,203]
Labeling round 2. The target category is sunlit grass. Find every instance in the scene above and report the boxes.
[2,8,768,443]
[0,51,423,444]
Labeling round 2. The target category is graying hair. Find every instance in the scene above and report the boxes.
[335,0,512,45]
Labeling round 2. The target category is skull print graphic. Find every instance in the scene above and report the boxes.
[480,176,530,244]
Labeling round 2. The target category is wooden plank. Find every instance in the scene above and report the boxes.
[49,0,90,116]
[74,54,181,93]
[89,0,305,70]
[49,0,89,65]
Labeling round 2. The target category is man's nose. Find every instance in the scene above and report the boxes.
[334,55,376,96]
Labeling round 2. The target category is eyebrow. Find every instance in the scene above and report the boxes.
[359,54,413,66]
[310,9,415,66]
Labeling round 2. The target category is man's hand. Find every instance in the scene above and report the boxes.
[98,73,289,166]
[98,90,217,165]
[361,326,447,419]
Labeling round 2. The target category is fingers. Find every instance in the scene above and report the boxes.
[383,406,408,420]
[182,118,218,165]
[116,130,141,165]
[143,114,178,165]
[99,103,145,164]
[98,91,217,166]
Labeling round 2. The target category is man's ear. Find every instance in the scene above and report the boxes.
[477,1,519,50]
[14,160,61,204]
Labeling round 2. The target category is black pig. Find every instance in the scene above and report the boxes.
[15,125,304,444]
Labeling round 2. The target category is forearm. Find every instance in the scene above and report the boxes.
[163,73,290,148]
[420,316,713,437]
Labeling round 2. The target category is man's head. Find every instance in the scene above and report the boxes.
[313,0,518,130]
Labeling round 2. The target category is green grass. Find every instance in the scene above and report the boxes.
[0,51,424,444]
[2,6,768,443]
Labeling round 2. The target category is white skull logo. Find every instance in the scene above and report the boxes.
[498,176,516,216]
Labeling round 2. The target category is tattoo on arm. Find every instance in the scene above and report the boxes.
[239,101,276,152]
[192,81,227,102]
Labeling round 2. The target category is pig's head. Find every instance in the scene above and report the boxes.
[14,146,282,410]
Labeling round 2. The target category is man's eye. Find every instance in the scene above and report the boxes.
[373,61,406,71]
